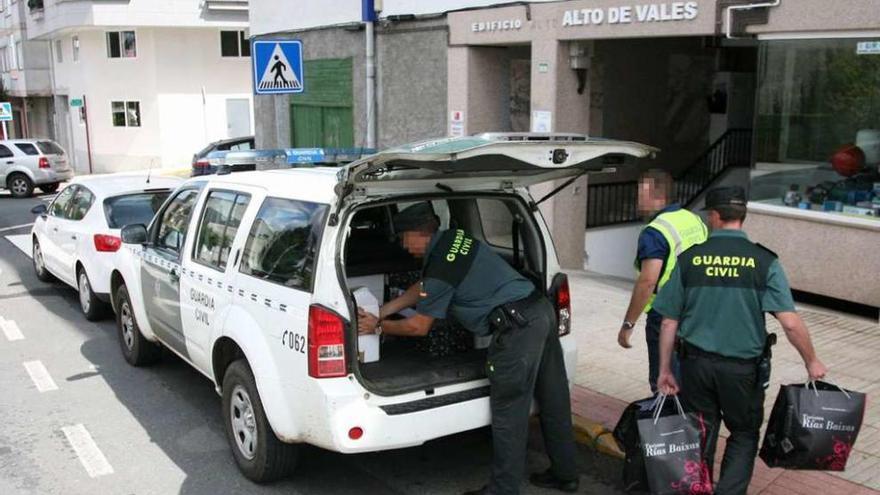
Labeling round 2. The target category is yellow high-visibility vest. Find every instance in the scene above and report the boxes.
[635,208,708,312]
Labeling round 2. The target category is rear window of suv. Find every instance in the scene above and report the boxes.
[239,197,328,292]
[36,141,65,155]
[103,191,172,229]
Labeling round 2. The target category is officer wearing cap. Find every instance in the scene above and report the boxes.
[653,187,828,494]
[357,202,578,495]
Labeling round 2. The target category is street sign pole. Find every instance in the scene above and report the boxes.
[1,121,6,140]
[0,101,12,139]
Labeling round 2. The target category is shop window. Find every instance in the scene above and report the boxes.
[107,31,136,58]
[752,38,880,220]
[220,30,250,58]
[111,101,141,127]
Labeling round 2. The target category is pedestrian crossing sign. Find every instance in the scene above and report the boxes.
[253,40,304,95]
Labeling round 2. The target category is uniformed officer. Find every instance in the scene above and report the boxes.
[618,169,707,392]
[357,202,578,495]
[653,187,828,494]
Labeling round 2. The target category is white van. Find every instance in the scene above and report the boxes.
[110,134,656,482]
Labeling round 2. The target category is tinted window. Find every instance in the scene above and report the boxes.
[68,187,95,221]
[0,145,12,158]
[240,198,328,291]
[155,189,200,254]
[15,143,39,156]
[36,141,65,156]
[477,198,515,249]
[103,191,171,229]
[194,191,250,271]
[50,186,76,218]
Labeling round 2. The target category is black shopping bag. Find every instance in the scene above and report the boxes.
[637,395,712,495]
[760,381,866,471]
[613,396,657,492]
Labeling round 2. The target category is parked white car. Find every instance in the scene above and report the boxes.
[30,172,184,320]
[110,134,656,482]
[0,139,73,198]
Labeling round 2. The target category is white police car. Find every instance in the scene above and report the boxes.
[110,134,656,482]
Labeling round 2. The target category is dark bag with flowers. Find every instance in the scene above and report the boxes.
[760,381,866,470]
[637,395,712,495]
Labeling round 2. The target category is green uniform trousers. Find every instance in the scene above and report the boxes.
[680,348,765,495]
[486,295,577,495]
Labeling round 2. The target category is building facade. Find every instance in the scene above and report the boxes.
[21,0,253,173]
[251,0,880,308]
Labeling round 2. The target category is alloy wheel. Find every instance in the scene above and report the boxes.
[120,301,135,350]
[230,385,258,460]
[10,178,28,196]
[78,272,91,314]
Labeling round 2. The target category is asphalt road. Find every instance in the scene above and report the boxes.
[0,190,626,495]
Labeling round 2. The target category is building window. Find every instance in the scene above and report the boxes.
[15,41,22,69]
[72,36,79,62]
[106,31,136,58]
[111,101,141,127]
[752,38,880,219]
[220,30,250,58]
[54,39,62,63]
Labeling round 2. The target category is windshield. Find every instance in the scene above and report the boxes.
[103,191,172,229]
[36,141,66,156]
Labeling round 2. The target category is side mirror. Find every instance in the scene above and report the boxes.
[31,204,48,215]
[121,224,148,245]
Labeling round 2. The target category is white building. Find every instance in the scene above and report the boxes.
[21,0,253,173]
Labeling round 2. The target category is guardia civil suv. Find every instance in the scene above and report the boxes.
[110,134,656,482]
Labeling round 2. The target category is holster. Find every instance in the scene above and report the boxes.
[757,333,778,390]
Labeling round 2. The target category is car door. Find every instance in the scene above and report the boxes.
[141,187,202,359]
[12,142,41,174]
[180,187,254,372]
[41,184,76,277]
[0,144,15,186]
[56,186,96,284]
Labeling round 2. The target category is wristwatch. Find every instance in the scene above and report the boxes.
[621,320,635,330]
[374,321,383,336]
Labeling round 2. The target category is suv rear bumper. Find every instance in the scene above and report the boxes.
[33,168,74,185]
[278,335,577,454]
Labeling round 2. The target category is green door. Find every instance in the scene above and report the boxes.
[290,58,354,148]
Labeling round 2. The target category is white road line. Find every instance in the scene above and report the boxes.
[0,223,34,233]
[4,234,32,258]
[23,360,58,392]
[61,424,114,478]
[0,317,25,341]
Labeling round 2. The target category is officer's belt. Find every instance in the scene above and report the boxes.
[680,341,761,364]
[488,290,545,332]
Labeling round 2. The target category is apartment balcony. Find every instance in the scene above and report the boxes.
[1,68,52,97]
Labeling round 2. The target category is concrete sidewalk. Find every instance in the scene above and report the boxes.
[567,270,880,494]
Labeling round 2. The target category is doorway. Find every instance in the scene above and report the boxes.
[225,98,252,138]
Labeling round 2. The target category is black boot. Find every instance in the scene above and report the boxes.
[529,469,579,492]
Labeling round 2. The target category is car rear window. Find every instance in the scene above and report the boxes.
[36,141,65,155]
[103,191,172,229]
[15,143,39,156]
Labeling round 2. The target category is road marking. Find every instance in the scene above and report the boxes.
[61,424,114,478]
[0,317,24,341]
[23,360,58,392]
[0,222,34,233]
[4,234,32,258]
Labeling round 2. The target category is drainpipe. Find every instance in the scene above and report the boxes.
[364,0,377,148]
[725,0,781,39]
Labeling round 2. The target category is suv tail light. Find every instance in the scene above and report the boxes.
[308,305,347,378]
[39,157,50,169]
[193,159,210,169]
[550,273,571,336]
[94,234,122,252]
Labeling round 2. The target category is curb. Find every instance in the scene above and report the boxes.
[572,413,625,459]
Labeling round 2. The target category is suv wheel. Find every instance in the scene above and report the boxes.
[39,183,60,194]
[77,268,108,321]
[222,360,299,482]
[115,284,161,366]
[8,173,34,198]
[32,239,55,282]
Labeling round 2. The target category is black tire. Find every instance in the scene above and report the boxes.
[32,238,55,282]
[222,360,299,483]
[77,267,110,321]
[115,284,161,366]
[7,173,34,198]
[39,183,60,194]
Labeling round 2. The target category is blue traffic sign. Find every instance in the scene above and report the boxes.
[253,40,304,95]
[0,102,12,122]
